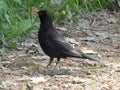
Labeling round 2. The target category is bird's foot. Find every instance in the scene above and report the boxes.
[52,64,60,71]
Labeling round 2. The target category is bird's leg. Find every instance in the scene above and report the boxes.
[45,57,54,68]
[53,58,60,70]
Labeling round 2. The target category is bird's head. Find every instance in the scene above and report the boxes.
[34,8,53,23]
[34,9,48,16]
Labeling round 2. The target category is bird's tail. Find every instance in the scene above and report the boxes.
[70,49,101,63]
[82,53,100,62]
[75,53,101,63]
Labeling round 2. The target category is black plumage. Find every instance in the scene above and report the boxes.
[36,10,100,68]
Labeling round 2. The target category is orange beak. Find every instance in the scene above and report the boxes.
[34,8,40,13]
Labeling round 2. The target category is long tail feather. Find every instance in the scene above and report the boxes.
[75,53,101,63]
[82,53,100,62]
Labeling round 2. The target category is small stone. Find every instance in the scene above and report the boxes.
[72,77,86,84]
[56,27,67,31]
[80,48,97,54]
[30,76,47,84]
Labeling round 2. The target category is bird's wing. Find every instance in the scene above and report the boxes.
[45,33,82,57]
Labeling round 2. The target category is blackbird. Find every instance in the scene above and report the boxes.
[34,9,100,68]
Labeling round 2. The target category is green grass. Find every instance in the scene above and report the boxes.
[87,65,105,70]
[0,0,115,55]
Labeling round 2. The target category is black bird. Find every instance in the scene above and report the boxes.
[34,9,100,68]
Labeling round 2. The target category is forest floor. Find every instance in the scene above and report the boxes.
[0,11,120,90]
